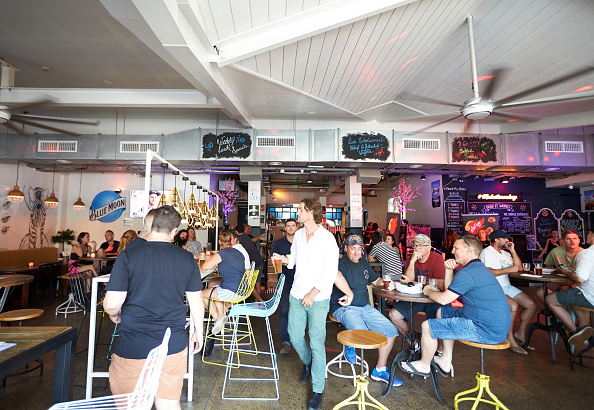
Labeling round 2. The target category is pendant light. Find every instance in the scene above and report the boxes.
[157,163,168,208]
[180,176,189,224]
[188,181,197,214]
[7,160,25,203]
[73,171,85,211]
[168,171,182,210]
[44,165,59,208]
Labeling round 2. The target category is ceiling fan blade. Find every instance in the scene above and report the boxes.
[490,110,538,122]
[12,118,82,137]
[496,91,594,110]
[10,99,54,113]
[408,114,463,135]
[495,66,594,105]
[3,120,30,136]
[401,94,462,108]
[11,114,99,125]
[481,68,507,101]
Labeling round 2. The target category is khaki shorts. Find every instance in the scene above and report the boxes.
[109,348,187,400]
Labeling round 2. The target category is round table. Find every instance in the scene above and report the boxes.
[510,271,572,363]
[0,275,34,312]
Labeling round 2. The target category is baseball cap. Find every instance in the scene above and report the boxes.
[345,235,364,247]
[413,234,431,245]
[489,230,510,240]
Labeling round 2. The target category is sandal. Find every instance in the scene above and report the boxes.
[509,346,528,355]
[518,342,535,351]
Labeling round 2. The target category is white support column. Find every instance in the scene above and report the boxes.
[345,175,363,235]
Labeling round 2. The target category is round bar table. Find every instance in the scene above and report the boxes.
[510,271,572,364]
[0,275,34,312]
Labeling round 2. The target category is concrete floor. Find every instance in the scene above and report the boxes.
[0,285,592,410]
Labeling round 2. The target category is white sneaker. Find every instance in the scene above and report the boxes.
[212,314,228,335]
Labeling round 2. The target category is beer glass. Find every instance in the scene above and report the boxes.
[272,255,283,274]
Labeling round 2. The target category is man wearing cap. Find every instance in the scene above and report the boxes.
[331,235,402,387]
[389,234,445,336]
[479,230,537,354]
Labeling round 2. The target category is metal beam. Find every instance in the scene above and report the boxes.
[215,0,417,67]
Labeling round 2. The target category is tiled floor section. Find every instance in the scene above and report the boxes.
[0,285,592,409]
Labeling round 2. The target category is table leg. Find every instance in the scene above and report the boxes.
[53,329,77,403]
[0,287,9,312]
[85,277,99,399]
[21,283,29,308]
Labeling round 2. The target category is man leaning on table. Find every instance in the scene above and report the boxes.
[331,234,403,387]
[103,206,205,410]
[399,235,510,378]
[479,230,537,355]
[546,242,594,345]
[272,197,338,410]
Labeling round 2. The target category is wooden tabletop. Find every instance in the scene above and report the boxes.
[337,329,388,349]
[0,260,62,274]
[372,285,435,303]
[0,326,73,362]
[79,256,117,262]
[0,275,34,288]
[509,272,572,283]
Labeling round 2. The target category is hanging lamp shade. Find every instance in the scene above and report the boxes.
[45,192,59,208]
[73,197,85,211]
[168,187,182,210]
[210,204,218,221]
[187,193,198,214]
[7,185,25,203]
[157,193,167,208]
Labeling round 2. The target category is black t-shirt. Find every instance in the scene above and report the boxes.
[100,240,120,255]
[238,234,264,267]
[106,241,202,359]
[330,257,379,314]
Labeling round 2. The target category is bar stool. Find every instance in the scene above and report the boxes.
[333,329,389,410]
[454,339,510,410]
[0,308,44,386]
[569,305,594,370]
[325,314,369,387]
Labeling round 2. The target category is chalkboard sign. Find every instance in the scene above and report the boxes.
[451,136,497,163]
[533,208,559,249]
[560,209,584,242]
[342,132,390,161]
[468,202,532,235]
[443,186,467,235]
[202,132,251,159]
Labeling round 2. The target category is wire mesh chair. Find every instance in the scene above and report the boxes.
[48,328,171,410]
[222,274,285,400]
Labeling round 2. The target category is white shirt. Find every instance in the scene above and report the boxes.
[288,225,339,301]
[575,247,594,306]
[480,245,514,287]
[233,244,251,270]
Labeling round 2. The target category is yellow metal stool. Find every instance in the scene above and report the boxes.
[333,329,388,410]
[454,339,510,410]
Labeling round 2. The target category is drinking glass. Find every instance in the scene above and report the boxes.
[429,278,438,290]
[534,263,542,275]
[198,251,206,268]
[382,272,391,290]
[523,262,531,272]
[272,255,283,274]
[419,274,427,286]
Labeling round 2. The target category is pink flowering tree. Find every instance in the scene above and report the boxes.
[216,178,238,223]
[390,177,421,219]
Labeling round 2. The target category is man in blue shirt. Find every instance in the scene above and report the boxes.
[271,218,298,355]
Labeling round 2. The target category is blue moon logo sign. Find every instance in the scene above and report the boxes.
[90,190,126,223]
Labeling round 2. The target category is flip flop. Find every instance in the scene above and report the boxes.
[398,361,430,377]
[509,346,528,355]
[518,342,535,351]
[431,358,449,377]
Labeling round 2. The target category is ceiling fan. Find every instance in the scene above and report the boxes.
[0,99,98,137]
[406,16,594,134]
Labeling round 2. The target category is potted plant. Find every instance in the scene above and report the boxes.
[51,229,75,255]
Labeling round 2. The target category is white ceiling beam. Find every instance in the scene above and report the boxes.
[545,172,594,189]
[0,88,219,108]
[215,0,418,67]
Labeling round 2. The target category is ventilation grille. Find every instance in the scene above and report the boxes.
[256,136,295,148]
[120,141,159,153]
[38,140,77,152]
[402,138,440,150]
[544,141,583,153]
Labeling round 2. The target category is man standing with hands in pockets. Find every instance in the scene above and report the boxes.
[273,198,340,410]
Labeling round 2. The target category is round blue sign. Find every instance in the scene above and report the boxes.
[90,190,126,223]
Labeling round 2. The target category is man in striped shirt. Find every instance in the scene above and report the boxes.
[367,231,403,281]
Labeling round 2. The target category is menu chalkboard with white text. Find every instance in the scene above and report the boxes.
[468,201,533,235]
[202,132,252,159]
[443,186,467,236]
[341,132,390,161]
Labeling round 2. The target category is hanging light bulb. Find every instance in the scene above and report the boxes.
[7,161,25,204]
[45,165,59,208]
[73,171,85,211]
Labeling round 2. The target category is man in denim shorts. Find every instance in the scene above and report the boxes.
[399,235,510,377]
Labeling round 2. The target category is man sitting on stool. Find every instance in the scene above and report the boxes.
[399,235,510,377]
[331,235,403,387]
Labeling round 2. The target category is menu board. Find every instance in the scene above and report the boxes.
[533,208,559,249]
[202,132,252,159]
[341,132,390,161]
[559,209,584,242]
[467,202,533,235]
[451,136,497,163]
[443,186,467,235]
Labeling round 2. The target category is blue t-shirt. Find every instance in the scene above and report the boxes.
[106,241,202,359]
[218,247,245,293]
[330,257,379,314]
[447,259,511,342]
[271,236,295,282]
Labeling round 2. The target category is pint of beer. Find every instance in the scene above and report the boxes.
[198,251,206,268]
[272,255,283,274]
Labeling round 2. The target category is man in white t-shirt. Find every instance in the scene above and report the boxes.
[479,230,537,354]
[546,246,594,345]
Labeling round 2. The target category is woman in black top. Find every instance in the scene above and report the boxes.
[537,229,560,260]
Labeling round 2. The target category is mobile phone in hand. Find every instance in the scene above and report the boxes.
[558,264,569,270]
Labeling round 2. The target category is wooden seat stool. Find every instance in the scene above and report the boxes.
[0,309,44,386]
[454,339,510,410]
[333,329,389,410]
[569,305,594,370]
[325,314,369,387]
